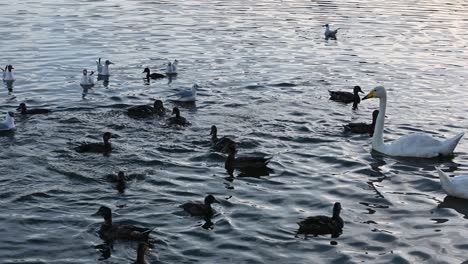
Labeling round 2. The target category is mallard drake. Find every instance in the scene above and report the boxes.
[343,110,379,136]
[180,195,220,217]
[134,243,149,264]
[92,206,154,241]
[436,167,468,199]
[80,69,95,86]
[165,60,178,75]
[143,67,165,79]
[0,112,15,131]
[2,65,15,81]
[323,24,339,40]
[17,103,51,115]
[96,58,113,76]
[128,100,165,118]
[210,125,235,153]
[297,202,344,238]
[362,86,464,157]
[329,86,363,104]
[225,143,271,177]
[168,84,199,102]
[166,107,190,126]
[75,132,112,153]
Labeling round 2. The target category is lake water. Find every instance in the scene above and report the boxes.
[1,0,468,263]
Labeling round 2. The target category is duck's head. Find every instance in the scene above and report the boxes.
[103,132,112,143]
[7,65,14,71]
[323,24,329,28]
[154,100,164,110]
[353,86,364,94]
[105,60,113,65]
[210,125,218,136]
[82,69,88,75]
[363,86,386,100]
[205,195,220,205]
[172,107,180,117]
[17,103,27,113]
[117,171,125,181]
[143,67,150,74]
[93,206,112,220]
[192,84,200,90]
[332,202,342,218]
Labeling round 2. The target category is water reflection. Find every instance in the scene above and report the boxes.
[438,196,468,219]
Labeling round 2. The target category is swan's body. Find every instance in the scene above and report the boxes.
[436,168,468,199]
[165,60,178,75]
[362,86,464,158]
[80,69,95,86]
[0,112,15,131]
[96,58,113,76]
[168,84,199,102]
[2,65,15,81]
[323,24,339,40]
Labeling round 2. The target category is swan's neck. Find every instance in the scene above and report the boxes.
[372,96,387,149]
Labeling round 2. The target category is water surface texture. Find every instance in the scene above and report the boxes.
[1,0,468,263]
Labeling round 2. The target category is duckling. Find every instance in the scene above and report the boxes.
[96,58,113,76]
[128,100,165,118]
[180,195,220,217]
[168,84,199,102]
[166,107,190,126]
[92,206,154,241]
[297,202,344,238]
[134,243,149,264]
[323,24,339,40]
[80,69,95,86]
[210,125,235,153]
[165,60,178,75]
[225,143,272,177]
[329,86,363,104]
[343,110,379,136]
[17,103,51,115]
[2,65,15,81]
[0,112,15,131]
[142,67,165,80]
[75,132,112,153]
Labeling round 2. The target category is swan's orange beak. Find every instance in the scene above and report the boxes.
[362,90,374,100]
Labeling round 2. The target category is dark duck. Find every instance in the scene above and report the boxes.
[225,143,272,177]
[210,125,235,153]
[107,171,128,193]
[329,86,364,104]
[92,206,154,241]
[180,195,220,218]
[75,132,112,153]
[128,100,165,118]
[297,202,344,238]
[143,67,166,80]
[166,107,190,126]
[343,110,379,136]
[17,103,51,115]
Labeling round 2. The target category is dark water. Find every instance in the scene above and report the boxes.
[1,0,468,263]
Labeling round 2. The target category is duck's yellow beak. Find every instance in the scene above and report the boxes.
[362,90,374,100]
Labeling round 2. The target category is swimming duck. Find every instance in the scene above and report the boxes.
[92,206,154,241]
[436,167,468,199]
[168,84,199,102]
[210,125,235,153]
[166,107,190,126]
[165,60,178,75]
[143,67,165,80]
[96,58,113,76]
[329,86,363,104]
[323,24,339,40]
[135,243,149,264]
[343,110,379,136]
[128,100,165,118]
[297,202,344,238]
[107,171,128,193]
[2,65,15,81]
[180,195,220,217]
[225,143,272,177]
[80,69,95,86]
[0,112,15,131]
[17,103,51,115]
[75,132,112,153]
[362,86,464,158]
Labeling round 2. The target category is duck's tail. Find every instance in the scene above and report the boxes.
[436,167,453,193]
[441,132,464,155]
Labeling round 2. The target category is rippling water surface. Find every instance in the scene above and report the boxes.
[1,0,468,263]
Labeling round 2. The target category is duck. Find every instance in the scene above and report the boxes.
[0,112,15,131]
[323,24,339,40]
[134,243,149,264]
[210,125,235,153]
[225,143,272,177]
[107,171,128,193]
[128,100,165,118]
[142,67,165,79]
[168,84,199,102]
[17,103,51,115]
[180,195,220,217]
[329,86,363,104]
[92,206,154,241]
[75,132,112,153]
[362,86,464,158]
[297,202,344,238]
[436,167,468,199]
[166,107,190,126]
[2,65,15,81]
[343,110,379,136]
[165,60,178,75]
[96,58,113,76]
[80,69,95,86]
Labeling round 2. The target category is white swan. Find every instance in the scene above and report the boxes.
[166,60,178,75]
[80,69,95,86]
[168,84,199,102]
[0,112,15,131]
[323,24,339,40]
[436,167,468,199]
[362,86,464,158]
[96,58,113,76]
[2,65,16,81]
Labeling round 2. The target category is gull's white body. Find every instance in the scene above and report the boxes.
[166,60,178,75]
[169,84,198,102]
[0,113,15,131]
[3,69,15,81]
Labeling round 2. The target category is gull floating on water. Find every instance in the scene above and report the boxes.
[2,65,15,81]
[80,69,95,86]
[168,84,199,102]
[0,112,15,131]
[166,60,178,75]
[96,58,113,76]
[323,24,339,40]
